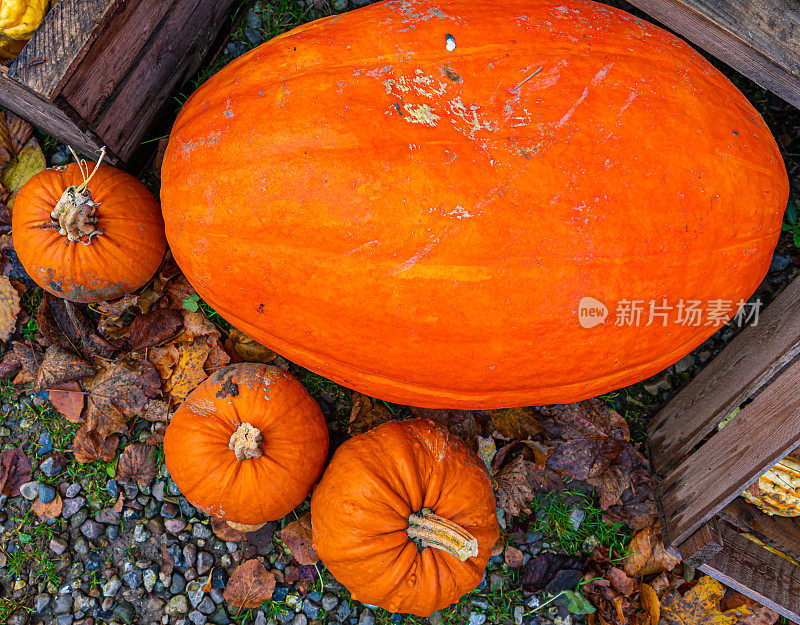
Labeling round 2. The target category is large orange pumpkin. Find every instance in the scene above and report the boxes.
[311,419,499,616]
[13,161,166,303]
[164,363,329,525]
[160,0,788,409]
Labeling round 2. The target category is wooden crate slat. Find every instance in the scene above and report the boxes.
[676,519,723,567]
[91,0,237,160]
[658,355,800,547]
[0,67,109,161]
[8,0,122,99]
[699,523,800,623]
[718,498,800,564]
[648,277,800,474]
[60,0,181,122]
[626,0,800,109]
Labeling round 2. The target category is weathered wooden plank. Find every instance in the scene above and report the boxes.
[626,0,800,109]
[60,0,180,122]
[0,68,112,162]
[648,276,800,474]
[676,519,723,567]
[658,355,800,547]
[92,0,237,160]
[700,523,800,623]
[8,0,121,99]
[719,498,800,564]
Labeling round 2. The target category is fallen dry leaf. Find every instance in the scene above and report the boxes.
[146,423,168,446]
[1,137,45,194]
[211,517,246,542]
[128,308,183,350]
[113,494,124,513]
[0,348,19,376]
[223,558,276,608]
[281,513,317,565]
[493,455,537,516]
[203,336,231,374]
[149,344,179,382]
[411,407,483,450]
[521,552,584,592]
[201,569,214,592]
[640,583,660,625]
[144,399,169,423]
[661,575,753,624]
[588,464,631,511]
[34,345,95,391]
[740,606,781,625]
[349,393,393,437]
[117,444,158,488]
[5,112,32,156]
[606,566,636,597]
[485,407,541,440]
[12,340,39,377]
[477,435,497,471]
[164,340,212,400]
[163,274,196,307]
[72,426,118,463]
[48,381,85,423]
[0,447,31,496]
[86,356,161,438]
[183,311,218,339]
[32,492,63,519]
[623,527,653,577]
[505,545,524,568]
[226,328,276,363]
[540,400,628,481]
[0,274,20,342]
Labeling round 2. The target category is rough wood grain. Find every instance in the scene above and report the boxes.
[699,523,800,623]
[658,355,800,547]
[8,0,121,99]
[92,0,237,160]
[626,0,800,109]
[676,519,724,567]
[60,0,180,121]
[0,68,112,162]
[648,277,800,474]
[719,498,800,564]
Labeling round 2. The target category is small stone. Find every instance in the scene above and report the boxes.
[291,616,307,625]
[39,456,64,477]
[303,600,320,620]
[143,569,157,593]
[178,497,196,518]
[428,613,443,625]
[336,602,352,621]
[122,508,140,522]
[35,483,56,503]
[224,541,237,553]
[196,551,214,575]
[95,507,120,525]
[225,42,248,58]
[122,482,139,499]
[209,606,230,625]
[358,610,374,625]
[6,614,28,625]
[209,588,225,604]
[106,525,120,540]
[198,597,215,615]
[467,613,486,625]
[80,520,104,539]
[170,574,187,594]
[151,480,166,502]
[166,595,189,616]
[65,483,81,498]
[189,611,208,625]
[37,431,53,456]
[187,580,204,608]
[351,0,371,6]
[113,601,136,625]
[331,0,348,9]
[166,518,188,535]
[674,353,696,373]
[54,594,73,615]
[513,606,524,625]
[192,524,212,540]
[254,613,267,625]
[20,481,39,500]
[122,568,143,590]
[105,478,118,499]
[144,498,160,519]
[643,372,671,395]
[244,27,262,45]
[569,508,586,530]
[321,594,338,611]
[49,537,68,554]
[74,591,95,613]
[73,536,89,555]
[55,617,73,625]
[62,497,85,519]
[211,567,227,589]
[245,10,261,27]
[133,524,150,542]
[161,503,179,519]
[34,593,50,612]
[771,252,792,272]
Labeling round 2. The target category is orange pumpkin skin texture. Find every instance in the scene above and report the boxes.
[161,0,789,409]
[13,162,166,303]
[164,363,329,525]
[311,419,499,616]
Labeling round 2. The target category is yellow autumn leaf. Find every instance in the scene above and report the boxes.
[164,340,212,400]
[661,576,752,624]
[1,137,45,193]
[0,275,20,342]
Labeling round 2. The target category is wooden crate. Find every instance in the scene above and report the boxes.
[0,0,237,165]
[648,276,800,622]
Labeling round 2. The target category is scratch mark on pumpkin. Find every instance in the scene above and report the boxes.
[347,240,379,255]
[392,238,439,274]
[402,103,440,126]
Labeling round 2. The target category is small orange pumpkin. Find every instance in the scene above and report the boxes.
[164,363,329,525]
[12,158,166,303]
[311,419,499,616]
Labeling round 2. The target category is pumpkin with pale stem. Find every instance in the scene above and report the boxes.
[311,419,499,616]
[13,158,166,303]
[164,363,329,526]
[741,455,800,517]
[161,0,788,409]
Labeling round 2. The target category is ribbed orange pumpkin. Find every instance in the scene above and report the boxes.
[160,0,788,409]
[13,161,166,303]
[311,419,499,616]
[164,363,329,525]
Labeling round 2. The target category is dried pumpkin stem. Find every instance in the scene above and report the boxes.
[51,147,107,245]
[228,422,263,461]
[406,507,479,561]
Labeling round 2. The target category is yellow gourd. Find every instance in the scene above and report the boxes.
[0,0,50,60]
[741,455,800,516]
